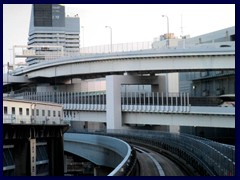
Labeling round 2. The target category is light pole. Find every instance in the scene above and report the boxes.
[162,15,169,93]
[105,26,112,53]
[81,26,84,53]
[162,15,169,48]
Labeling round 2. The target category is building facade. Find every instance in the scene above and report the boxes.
[3,98,64,124]
[27,4,80,65]
[178,26,235,97]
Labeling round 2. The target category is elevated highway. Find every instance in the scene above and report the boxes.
[6,45,235,129]
[11,47,234,79]
[12,91,235,128]
[64,133,136,176]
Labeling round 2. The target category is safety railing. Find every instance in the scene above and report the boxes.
[121,92,190,113]
[76,129,235,176]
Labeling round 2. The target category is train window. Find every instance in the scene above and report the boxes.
[36,109,39,116]
[19,108,23,115]
[48,110,51,117]
[26,108,29,116]
[42,110,45,116]
[53,110,56,117]
[4,106,8,115]
[12,107,15,115]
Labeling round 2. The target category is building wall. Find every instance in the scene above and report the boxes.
[3,100,32,123]
[3,98,63,124]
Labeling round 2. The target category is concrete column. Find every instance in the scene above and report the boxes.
[106,76,122,129]
[15,140,29,175]
[47,136,64,175]
[30,138,36,176]
[106,75,163,129]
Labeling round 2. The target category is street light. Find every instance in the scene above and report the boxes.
[81,26,84,53]
[105,26,112,53]
[162,15,170,93]
[162,15,169,48]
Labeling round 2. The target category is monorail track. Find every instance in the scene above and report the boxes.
[132,144,193,176]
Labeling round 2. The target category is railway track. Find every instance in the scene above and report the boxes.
[132,144,190,176]
[71,131,235,176]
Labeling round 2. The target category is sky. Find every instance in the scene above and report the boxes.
[3,4,235,65]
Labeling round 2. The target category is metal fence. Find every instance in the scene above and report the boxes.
[11,91,190,107]
[80,41,152,54]
[76,129,235,176]
[11,91,221,107]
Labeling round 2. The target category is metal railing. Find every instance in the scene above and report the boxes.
[121,92,190,113]
[3,114,65,125]
[80,41,152,54]
[75,129,235,176]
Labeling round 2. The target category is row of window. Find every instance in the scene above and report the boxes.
[3,106,61,117]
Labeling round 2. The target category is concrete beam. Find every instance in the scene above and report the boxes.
[64,133,131,169]
[122,112,235,128]
[13,52,234,79]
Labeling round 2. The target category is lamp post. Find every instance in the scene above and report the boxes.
[81,26,84,53]
[162,15,170,93]
[162,15,169,48]
[105,26,112,53]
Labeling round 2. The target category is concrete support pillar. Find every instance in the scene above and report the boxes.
[48,136,64,175]
[106,75,163,129]
[30,138,36,176]
[106,76,122,129]
[15,140,29,175]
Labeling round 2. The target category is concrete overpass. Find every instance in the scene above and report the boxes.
[11,47,234,79]
[7,45,235,130]
[3,73,30,85]
[12,90,235,129]
[64,133,134,176]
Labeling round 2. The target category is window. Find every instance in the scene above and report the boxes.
[32,109,34,116]
[42,110,45,116]
[4,106,7,115]
[19,108,23,115]
[48,110,51,117]
[26,108,29,116]
[36,109,39,116]
[53,110,56,117]
[12,107,15,115]
[58,111,61,117]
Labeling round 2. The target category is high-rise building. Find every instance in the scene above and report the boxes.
[27,4,80,65]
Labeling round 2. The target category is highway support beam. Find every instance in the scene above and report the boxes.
[3,124,69,176]
[106,75,163,129]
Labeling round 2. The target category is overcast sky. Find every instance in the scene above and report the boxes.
[3,4,235,65]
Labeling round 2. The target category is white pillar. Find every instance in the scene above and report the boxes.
[106,76,122,129]
[106,75,164,129]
